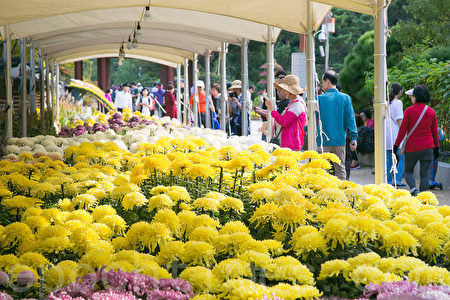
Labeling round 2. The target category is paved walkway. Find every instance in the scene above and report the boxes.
[248,119,449,205]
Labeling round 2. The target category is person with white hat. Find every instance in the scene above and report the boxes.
[190,80,215,127]
[265,74,307,151]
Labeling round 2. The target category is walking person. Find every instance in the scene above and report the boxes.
[393,85,439,196]
[228,80,244,136]
[386,83,406,187]
[264,75,307,151]
[317,70,358,180]
[135,88,154,116]
[114,83,132,113]
[163,82,177,119]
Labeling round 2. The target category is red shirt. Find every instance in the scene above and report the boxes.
[394,103,439,153]
[164,91,177,119]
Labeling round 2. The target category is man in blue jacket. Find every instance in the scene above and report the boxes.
[317,70,358,180]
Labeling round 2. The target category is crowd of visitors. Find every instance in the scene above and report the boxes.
[103,69,443,195]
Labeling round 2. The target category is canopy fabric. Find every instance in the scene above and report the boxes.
[7,7,280,44]
[51,44,192,65]
[58,54,179,68]
[0,0,383,33]
[69,79,115,111]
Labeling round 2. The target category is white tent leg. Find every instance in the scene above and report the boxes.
[204,49,211,129]
[39,50,45,130]
[374,0,387,184]
[306,0,317,151]
[176,64,181,122]
[193,53,199,127]
[241,38,249,136]
[4,25,13,139]
[220,42,227,132]
[45,57,51,110]
[183,59,189,125]
[30,43,36,114]
[55,63,60,128]
[266,26,275,140]
[20,38,27,137]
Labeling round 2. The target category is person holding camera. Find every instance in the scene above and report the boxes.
[264,74,307,151]
[228,80,244,136]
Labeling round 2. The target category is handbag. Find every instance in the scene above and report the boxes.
[269,126,281,146]
[398,105,428,155]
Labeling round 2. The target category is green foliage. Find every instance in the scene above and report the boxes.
[391,0,450,55]
[364,57,449,132]
[339,31,404,109]
[339,31,375,110]
[110,58,162,87]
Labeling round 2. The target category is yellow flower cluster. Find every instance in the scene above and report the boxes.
[0,138,448,299]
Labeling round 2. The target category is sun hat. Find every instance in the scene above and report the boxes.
[274,74,305,95]
[196,80,205,88]
[229,80,242,90]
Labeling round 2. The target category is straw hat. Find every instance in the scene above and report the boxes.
[229,80,242,90]
[274,74,305,95]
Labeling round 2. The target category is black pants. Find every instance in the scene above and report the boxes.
[405,148,433,191]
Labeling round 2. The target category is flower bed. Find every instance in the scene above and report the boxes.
[0,138,449,299]
[4,112,274,161]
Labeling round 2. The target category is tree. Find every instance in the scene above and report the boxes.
[392,0,450,54]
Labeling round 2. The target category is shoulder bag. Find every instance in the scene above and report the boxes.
[398,105,428,155]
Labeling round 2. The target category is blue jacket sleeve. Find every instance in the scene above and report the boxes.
[344,96,357,141]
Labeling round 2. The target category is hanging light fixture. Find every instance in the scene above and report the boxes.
[136,22,142,37]
[143,6,151,21]
[132,32,138,48]
[127,36,132,50]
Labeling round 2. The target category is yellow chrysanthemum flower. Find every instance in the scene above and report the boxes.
[179,266,219,294]
[212,258,252,283]
[416,191,439,206]
[270,284,323,300]
[126,221,172,252]
[266,256,315,285]
[274,204,306,232]
[179,241,216,267]
[192,197,220,213]
[153,209,180,236]
[238,250,272,269]
[157,241,185,266]
[321,218,354,250]
[408,265,450,286]
[290,226,328,260]
[79,249,112,269]
[219,197,244,213]
[383,230,419,257]
[148,194,174,211]
[189,227,219,243]
[318,259,351,280]
[122,192,148,210]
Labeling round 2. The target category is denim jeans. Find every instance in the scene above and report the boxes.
[386,149,405,184]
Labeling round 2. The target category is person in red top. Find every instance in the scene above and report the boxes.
[190,80,214,127]
[394,85,439,196]
[163,82,177,119]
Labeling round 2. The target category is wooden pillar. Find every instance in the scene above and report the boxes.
[74,61,83,80]
[159,65,175,88]
[97,57,108,91]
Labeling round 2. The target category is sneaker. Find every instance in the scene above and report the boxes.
[396,182,407,187]
[350,165,361,170]
[410,188,419,197]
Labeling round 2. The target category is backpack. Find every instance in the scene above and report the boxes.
[356,126,374,154]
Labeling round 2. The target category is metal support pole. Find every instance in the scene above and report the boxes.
[55,63,60,127]
[266,26,275,140]
[183,59,189,125]
[306,0,317,151]
[192,53,199,127]
[204,50,211,128]
[4,25,13,139]
[30,43,36,114]
[220,42,227,131]
[325,31,329,71]
[374,0,387,184]
[39,50,45,130]
[45,57,51,110]
[176,64,182,122]
[241,38,249,136]
[20,38,27,137]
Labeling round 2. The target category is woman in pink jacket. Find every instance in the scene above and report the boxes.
[265,74,307,151]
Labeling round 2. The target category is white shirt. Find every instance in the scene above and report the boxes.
[136,96,153,115]
[386,99,403,150]
[114,91,132,110]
